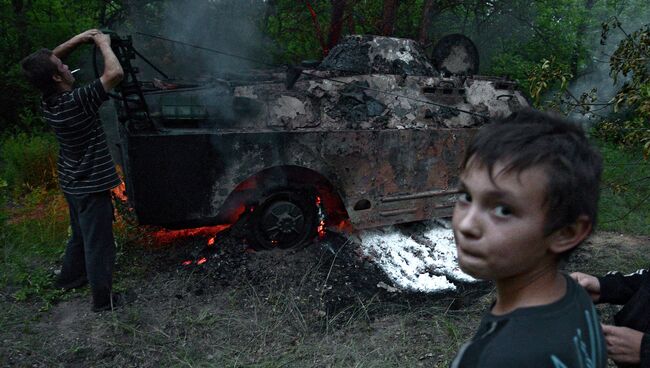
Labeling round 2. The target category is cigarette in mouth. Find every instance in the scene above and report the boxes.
[71,68,80,74]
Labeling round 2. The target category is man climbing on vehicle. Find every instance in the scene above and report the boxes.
[21,29,126,312]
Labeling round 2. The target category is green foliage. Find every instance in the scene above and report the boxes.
[602,20,650,157]
[485,0,587,93]
[0,188,69,306]
[597,141,650,235]
[265,0,333,62]
[0,0,107,134]
[593,117,649,150]
[527,58,572,107]
[1,133,58,195]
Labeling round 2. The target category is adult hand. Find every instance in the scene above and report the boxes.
[93,33,111,47]
[570,271,600,302]
[602,324,643,365]
[77,29,101,44]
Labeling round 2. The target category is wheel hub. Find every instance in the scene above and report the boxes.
[261,200,305,242]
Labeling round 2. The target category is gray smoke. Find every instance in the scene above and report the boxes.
[568,7,650,123]
[116,0,272,81]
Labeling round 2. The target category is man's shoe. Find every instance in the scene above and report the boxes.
[92,292,133,313]
[54,275,88,290]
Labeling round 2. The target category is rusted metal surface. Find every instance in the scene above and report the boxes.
[115,34,528,230]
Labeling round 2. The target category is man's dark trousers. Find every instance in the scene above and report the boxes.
[59,190,115,307]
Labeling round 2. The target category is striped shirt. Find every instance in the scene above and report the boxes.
[42,79,121,195]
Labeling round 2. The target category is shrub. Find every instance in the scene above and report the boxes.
[1,133,58,195]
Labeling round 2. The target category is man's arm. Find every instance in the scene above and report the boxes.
[53,29,99,59]
[599,269,648,305]
[93,33,124,92]
[642,333,650,368]
[571,269,648,304]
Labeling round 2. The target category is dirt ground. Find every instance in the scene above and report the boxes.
[1,225,649,367]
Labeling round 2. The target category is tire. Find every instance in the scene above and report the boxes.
[249,189,318,249]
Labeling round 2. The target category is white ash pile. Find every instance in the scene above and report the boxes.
[358,221,476,293]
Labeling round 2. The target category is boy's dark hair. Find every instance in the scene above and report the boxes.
[462,108,603,236]
[21,48,58,96]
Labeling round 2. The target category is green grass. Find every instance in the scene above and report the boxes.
[0,187,69,306]
[0,133,58,196]
[597,141,650,235]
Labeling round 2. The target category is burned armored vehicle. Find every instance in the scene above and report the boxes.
[107,33,528,248]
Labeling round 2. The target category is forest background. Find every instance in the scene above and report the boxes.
[1,0,650,366]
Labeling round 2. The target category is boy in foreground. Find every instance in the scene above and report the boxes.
[450,109,607,367]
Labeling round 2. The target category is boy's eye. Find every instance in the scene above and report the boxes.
[458,192,472,203]
[494,205,512,217]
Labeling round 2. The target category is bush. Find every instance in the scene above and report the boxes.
[1,133,58,195]
[592,117,650,152]
[597,141,650,235]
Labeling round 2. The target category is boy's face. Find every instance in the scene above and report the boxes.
[452,159,556,281]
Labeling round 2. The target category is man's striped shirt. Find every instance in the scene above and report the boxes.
[42,79,121,194]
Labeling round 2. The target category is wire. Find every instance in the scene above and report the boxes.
[134,31,489,119]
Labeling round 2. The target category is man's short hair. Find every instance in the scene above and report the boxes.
[21,48,58,96]
[462,108,603,236]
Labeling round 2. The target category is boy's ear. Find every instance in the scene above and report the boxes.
[548,215,592,254]
[52,73,62,83]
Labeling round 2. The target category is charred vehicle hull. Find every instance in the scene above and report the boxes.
[111,34,528,248]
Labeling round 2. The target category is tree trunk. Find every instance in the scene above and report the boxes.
[327,0,347,51]
[380,0,399,36]
[418,0,437,45]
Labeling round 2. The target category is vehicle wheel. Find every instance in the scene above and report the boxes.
[250,190,318,249]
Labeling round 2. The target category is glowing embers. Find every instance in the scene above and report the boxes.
[111,182,128,202]
[317,219,326,239]
[152,224,231,245]
[176,225,231,266]
[316,196,326,239]
[112,165,128,202]
[182,256,208,266]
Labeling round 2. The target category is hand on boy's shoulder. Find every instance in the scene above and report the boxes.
[570,272,601,302]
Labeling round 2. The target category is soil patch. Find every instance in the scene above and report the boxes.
[1,229,648,367]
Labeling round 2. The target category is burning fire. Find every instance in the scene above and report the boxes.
[316,196,326,238]
[317,219,326,239]
[111,182,128,202]
[152,224,231,245]
[112,165,128,202]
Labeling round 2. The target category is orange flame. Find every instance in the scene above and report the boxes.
[337,220,352,233]
[207,237,215,246]
[152,224,231,245]
[318,219,326,238]
[182,260,192,266]
[197,257,207,265]
[111,182,128,202]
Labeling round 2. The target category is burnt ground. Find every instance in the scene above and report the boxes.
[1,223,649,367]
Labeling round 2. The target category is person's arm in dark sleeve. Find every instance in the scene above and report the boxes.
[641,333,650,368]
[598,269,648,305]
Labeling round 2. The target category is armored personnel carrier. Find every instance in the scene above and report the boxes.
[106,33,528,248]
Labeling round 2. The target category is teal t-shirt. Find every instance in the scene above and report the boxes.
[451,273,607,368]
